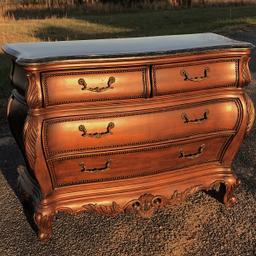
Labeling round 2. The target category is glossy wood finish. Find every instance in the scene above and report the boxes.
[3,34,255,242]
[153,59,238,95]
[42,66,149,106]
[43,99,239,158]
[51,135,231,187]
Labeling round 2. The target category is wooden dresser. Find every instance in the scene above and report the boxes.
[3,33,255,242]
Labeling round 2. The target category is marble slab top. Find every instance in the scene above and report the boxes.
[2,33,254,65]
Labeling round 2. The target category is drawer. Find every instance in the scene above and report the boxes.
[153,59,238,95]
[43,99,239,157]
[42,66,149,106]
[50,135,230,187]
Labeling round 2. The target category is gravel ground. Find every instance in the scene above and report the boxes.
[0,31,256,256]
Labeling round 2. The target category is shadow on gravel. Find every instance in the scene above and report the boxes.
[0,53,12,99]
[0,139,20,191]
[0,140,38,234]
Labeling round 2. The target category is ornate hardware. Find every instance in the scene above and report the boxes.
[79,160,111,173]
[181,67,209,82]
[78,76,115,92]
[181,110,209,124]
[179,144,205,159]
[78,122,115,138]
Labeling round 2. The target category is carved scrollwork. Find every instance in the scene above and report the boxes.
[125,193,168,218]
[34,178,240,241]
[62,180,239,219]
[23,117,39,170]
[26,73,41,108]
[83,201,122,216]
[241,57,251,86]
[244,93,255,134]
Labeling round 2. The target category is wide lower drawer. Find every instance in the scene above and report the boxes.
[43,98,240,157]
[153,59,238,95]
[41,66,149,106]
[50,135,230,187]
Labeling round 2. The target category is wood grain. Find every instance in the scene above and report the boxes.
[4,35,255,242]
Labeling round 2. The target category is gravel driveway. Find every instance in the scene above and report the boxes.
[0,30,255,256]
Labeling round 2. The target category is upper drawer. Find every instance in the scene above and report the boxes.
[152,59,238,95]
[43,98,240,158]
[41,66,149,106]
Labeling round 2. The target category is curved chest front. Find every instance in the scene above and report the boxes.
[4,34,255,242]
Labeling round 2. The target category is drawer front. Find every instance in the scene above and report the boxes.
[42,67,149,106]
[50,135,230,187]
[43,99,239,157]
[153,59,238,95]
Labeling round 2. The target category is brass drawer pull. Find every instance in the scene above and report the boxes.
[78,122,115,138]
[179,144,205,159]
[181,110,209,124]
[79,160,111,173]
[181,67,209,82]
[78,76,115,92]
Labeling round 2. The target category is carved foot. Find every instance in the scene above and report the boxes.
[34,211,54,242]
[205,179,240,207]
[224,179,241,207]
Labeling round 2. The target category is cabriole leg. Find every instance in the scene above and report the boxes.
[223,179,241,207]
[205,177,240,207]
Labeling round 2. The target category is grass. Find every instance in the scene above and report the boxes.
[0,5,256,99]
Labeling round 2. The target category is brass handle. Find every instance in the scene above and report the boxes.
[78,76,115,92]
[79,160,111,173]
[78,122,115,138]
[181,110,209,124]
[181,67,209,82]
[179,144,205,159]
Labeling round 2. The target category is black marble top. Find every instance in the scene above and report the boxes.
[2,33,254,65]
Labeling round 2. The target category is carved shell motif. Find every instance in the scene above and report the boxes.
[82,183,217,218]
[125,193,169,218]
[32,178,240,238]
[26,73,41,108]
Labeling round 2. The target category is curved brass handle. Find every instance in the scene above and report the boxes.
[78,122,115,138]
[179,144,205,159]
[78,76,115,92]
[181,67,209,82]
[181,110,209,124]
[79,160,111,173]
